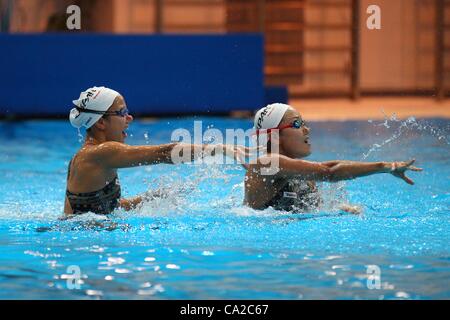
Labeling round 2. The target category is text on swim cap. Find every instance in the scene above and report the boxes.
[257,108,269,129]
[80,89,98,108]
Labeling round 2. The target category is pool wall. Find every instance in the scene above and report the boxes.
[0,34,264,116]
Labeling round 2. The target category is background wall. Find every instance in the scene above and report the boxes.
[0,33,264,115]
[360,0,436,92]
[1,0,447,97]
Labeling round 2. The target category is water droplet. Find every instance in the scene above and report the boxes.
[86,290,103,296]
[107,257,125,265]
[114,268,131,274]
[395,291,410,299]
[140,282,152,288]
[77,128,84,143]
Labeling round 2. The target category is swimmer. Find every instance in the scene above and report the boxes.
[244,103,423,213]
[64,86,248,217]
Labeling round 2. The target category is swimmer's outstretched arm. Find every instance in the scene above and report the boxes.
[92,141,248,168]
[319,159,422,185]
[269,156,422,185]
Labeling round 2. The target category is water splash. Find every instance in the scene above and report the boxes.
[77,128,84,143]
[135,157,255,219]
[362,113,449,160]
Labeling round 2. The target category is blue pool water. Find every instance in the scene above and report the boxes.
[0,116,449,299]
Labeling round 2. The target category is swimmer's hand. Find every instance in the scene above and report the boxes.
[222,145,251,169]
[339,203,362,215]
[384,159,423,185]
[230,145,267,169]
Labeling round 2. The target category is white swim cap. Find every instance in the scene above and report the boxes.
[254,103,291,130]
[252,103,292,150]
[69,86,120,129]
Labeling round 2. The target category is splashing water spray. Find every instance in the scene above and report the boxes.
[363,109,449,160]
[77,128,83,143]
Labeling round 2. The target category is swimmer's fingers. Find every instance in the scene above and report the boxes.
[390,160,421,184]
[232,146,250,169]
[239,146,252,156]
[402,159,422,172]
[234,146,248,158]
[394,159,421,172]
[236,154,249,170]
[395,172,415,185]
[402,174,415,185]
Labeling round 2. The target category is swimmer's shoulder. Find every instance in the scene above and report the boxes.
[79,141,127,163]
[72,143,121,171]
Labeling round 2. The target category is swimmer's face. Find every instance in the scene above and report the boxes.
[103,95,133,143]
[278,109,311,158]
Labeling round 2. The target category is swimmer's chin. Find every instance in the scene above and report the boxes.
[298,147,312,158]
[305,146,312,156]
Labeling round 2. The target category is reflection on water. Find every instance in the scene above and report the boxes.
[1,239,449,299]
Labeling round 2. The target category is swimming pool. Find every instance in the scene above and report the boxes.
[0,116,449,299]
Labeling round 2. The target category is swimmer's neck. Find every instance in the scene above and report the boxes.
[267,145,303,159]
[83,132,106,147]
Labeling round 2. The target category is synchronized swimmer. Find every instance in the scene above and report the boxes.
[244,103,422,212]
[64,86,422,217]
[64,86,246,216]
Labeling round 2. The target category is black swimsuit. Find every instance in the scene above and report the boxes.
[66,159,121,215]
[266,178,320,213]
